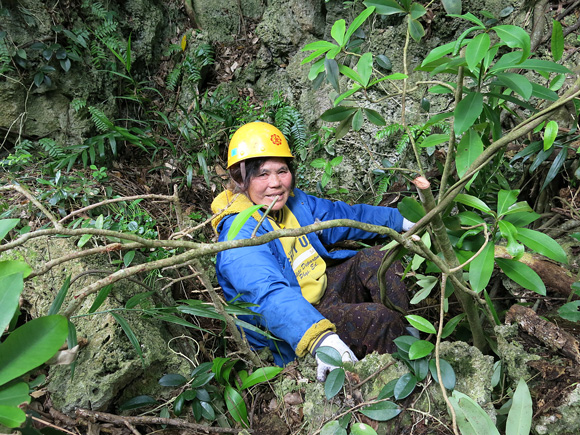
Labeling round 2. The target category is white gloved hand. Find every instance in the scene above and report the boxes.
[402,218,415,231]
[313,333,358,382]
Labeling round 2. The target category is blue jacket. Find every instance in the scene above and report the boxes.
[211,188,403,365]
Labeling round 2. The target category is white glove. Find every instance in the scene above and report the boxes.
[402,218,415,231]
[313,333,358,382]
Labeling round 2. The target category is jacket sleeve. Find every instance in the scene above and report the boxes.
[216,215,334,355]
[301,190,404,245]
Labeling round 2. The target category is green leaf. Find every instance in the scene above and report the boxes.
[441,0,462,15]
[466,33,490,72]
[357,53,373,87]
[353,109,364,131]
[364,0,405,16]
[77,233,92,247]
[302,40,338,52]
[110,312,144,366]
[398,197,426,222]
[495,72,533,100]
[394,335,419,355]
[408,340,434,360]
[409,3,426,19]
[558,301,580,322]
[0,260,31,279]
[325,368,345,399]
[456,128,484,178]
[0,219,19,241]
[0,405,26,428]
[531,82,558,101]
[0,382,30,407]
[394,373,417,400]
[123,250,136,267]
[321,420,348,435]
[89,284,113,313]
[469,242,495,293]
[345,7,375,43]
[497,189,520,216]
[455,193,491,213]
[225,386,249,426]
[429,358,456,390]
[226,205,263,241]
[47,274,71,316]
[240,367,283,390]
[316,346,343,367]
[502,202,534,217]
[364,108,386,126]
[450,391,501,435]
[493,25,530,62]
[350,422,378,435]
[516,228,568,264]
[408,18,425,42]
[159,373,187,387]
[513,59,572,74]
[0,273,23,334]
[418,133,449,148]
[405,315,436,334]
[458,211,484,226]
[321,106,358,122]
[541,146,567,191]
[0,315,68,386]
[119,395,157,411]
[190,372,215,389]
[441,313,466,338]
[325,58,340,92]
[496,258,546,295]
[543,120,558,152]
[484,289,501,326]
[454,92,484,135]
[360,401,401,421]
[499,220,525,259]
[447,12,485,27]
[331,19,346,46]
[506,378,533,435]
[551,20,564,62]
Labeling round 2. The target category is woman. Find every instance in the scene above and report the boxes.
[211,122,413,381]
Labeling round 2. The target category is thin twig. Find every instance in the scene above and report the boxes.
[251,195,279,238]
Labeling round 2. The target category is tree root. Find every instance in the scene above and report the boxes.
[505,304,580,364]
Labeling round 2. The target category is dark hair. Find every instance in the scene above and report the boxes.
[228,157,295,193]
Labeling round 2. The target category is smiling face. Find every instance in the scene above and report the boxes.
[246,158,293,211]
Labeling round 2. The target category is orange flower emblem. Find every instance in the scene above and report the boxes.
[270,134,282,146]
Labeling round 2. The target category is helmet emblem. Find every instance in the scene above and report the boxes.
[270,134,282,146]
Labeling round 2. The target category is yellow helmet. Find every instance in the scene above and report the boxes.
[227,122,294,168]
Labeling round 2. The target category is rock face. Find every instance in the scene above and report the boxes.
[2,237,190,415]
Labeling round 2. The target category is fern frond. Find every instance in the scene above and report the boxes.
[373,174,393,206]
[89,41,107,68]
[166,64,182,91]
[39,138,66,159]
[88,106,114,132]
[275,106,308,151]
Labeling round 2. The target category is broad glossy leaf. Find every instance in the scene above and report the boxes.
[454,92,484,136]
[408,18,425,42]
[364,108,386,126]
[190,371,215,389]
[447,12,485,27]
[558,301,580,322]
[506,378,532,435]
[227,204,263,241]
[0,405,26,428]
[378,378,398,399]
[469,241,495,293]
[408,340,434,360]
[200,400,215,420]
[456,128,483,178]
[458,211,484,226]
[48,274,71,316]
[441,0,462,15]
[418,133,449,148]
[331,19,346,46]
[0,219,19,241]
[353,109,364,131]
[516,228,568,263]
[455,194,491,213]
[111,313,144,365]
[376,54,392,70]
[357,53,373,87]
[119,395,157,411]
[541,146,567,191]
[0,382,30,407]
[225,386,249,426]
[497,189,519,216]
[466,33,490,72]
[345,7,376,44]
[495,72,532,100]
[441,313,466,338]
[393,335,419,355]
[409,3,426,19]
[405,315,436,334]
[502,202,534,217]
[89,284,113,313]
[499,220,524,259]
[159,373,187,387]
[350,422,378,435]
[531,82,558,101]
[410,275,438,304]
[496,258,546,295]
[325,368,345,399]
[240,366,283,390]
[411,357,429,381]
[334,85,362,106]
[493,25,530,62]
[421,41,455,66]
[316,346,343,366]
[551,19,564,61]
[398,197,426,222]
[360,401,401,421]
[302,40,338,52]
[429,358,456,389]
[325,58,340,92]
[0,260,31,279]
[363,0,405,16]
[450,391,501,435]
[394,373,417,400]
[0,273,23,334]
[321,106,357,122]
[0,315,68,386]
[484,289,501,326]
[321,420,347,435]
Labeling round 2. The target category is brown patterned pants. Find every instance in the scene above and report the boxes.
[316,246,408,359]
